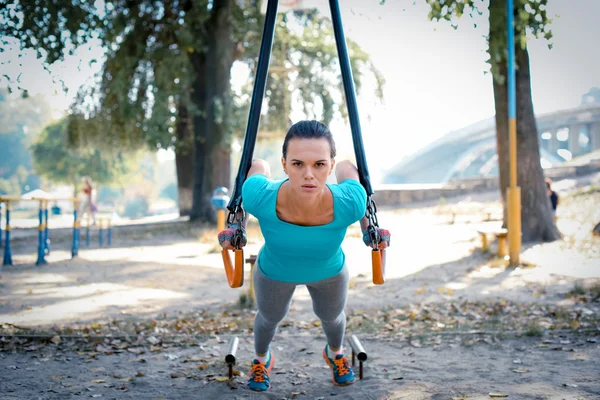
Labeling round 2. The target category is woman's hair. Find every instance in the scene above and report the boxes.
[282,120,336,159]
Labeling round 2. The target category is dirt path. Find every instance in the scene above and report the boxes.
[2,331,599,399]
[1,180,600,399]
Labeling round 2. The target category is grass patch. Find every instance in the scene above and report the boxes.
[524,321,545,337]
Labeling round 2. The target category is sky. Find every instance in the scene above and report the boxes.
[2,0,599,183]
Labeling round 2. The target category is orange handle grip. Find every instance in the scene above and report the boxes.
[222,248,245,288]
[372,248,386,285]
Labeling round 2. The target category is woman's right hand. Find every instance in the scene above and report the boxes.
[218,225,247,250]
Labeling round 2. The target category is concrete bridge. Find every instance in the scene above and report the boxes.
[384,92,600,185]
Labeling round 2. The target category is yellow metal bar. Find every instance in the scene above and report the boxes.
[217,209,226,232]
[497,233,508,258]
[507,117,521,266]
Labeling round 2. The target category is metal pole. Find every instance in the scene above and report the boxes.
[72,207,79,258]
[36,200,47,265]
[2,201,12,266]
[99,219,104,247]
[506,0,521,266]
[85,214,90,247]
[107,219,112,247]
[44,200,50,256]
[0,201,3,248]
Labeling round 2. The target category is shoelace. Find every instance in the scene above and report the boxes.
[250,363,267,383]
[333,356,350,376]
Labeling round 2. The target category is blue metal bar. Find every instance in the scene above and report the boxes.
[71,209,78,257]
[507,0,516,120]
[35,204,47,265]
[2,205,11,266]
[99,221,104,247]
[107,222,112,246]
[86,224,90,247]
[0,201,3,248]
[329,0,373,196]
[227,0,279,212]
[44,205,50,255]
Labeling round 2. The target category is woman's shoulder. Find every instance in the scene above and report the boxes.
[329,178,366,197]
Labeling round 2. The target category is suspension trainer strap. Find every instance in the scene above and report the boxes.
[328,0,373,196]
[330,0,385,284]
[227,0,279,213]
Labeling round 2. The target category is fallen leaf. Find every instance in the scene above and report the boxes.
[488,394,508,398]
[215,376,229,382]
[512,369,529,373]
[91,379,105,384]
[50,335,61,345]
[120,377,133,382]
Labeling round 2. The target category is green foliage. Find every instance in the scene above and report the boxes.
[2,2,384,153]
[256,12,385,132]
[418,0,553,82]
[31,118,133,187]
[0,89,53,193]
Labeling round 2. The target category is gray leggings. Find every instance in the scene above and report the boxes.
[252,265,349,355]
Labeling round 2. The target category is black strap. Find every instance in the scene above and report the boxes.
[328,0,373,196]
[228,0,375,215]
[227,0,279,213]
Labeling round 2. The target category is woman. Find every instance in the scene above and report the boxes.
[218,120,390,391]
[78,176,97,226]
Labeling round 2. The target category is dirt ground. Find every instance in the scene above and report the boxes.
[1,175,599,399]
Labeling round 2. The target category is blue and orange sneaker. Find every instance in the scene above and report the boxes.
[323,345,355,386]
[247,351,274,391]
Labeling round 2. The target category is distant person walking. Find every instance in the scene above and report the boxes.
[546,178,559,220]
[79,176,97,225]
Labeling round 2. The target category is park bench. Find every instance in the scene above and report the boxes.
[476,226,508,257]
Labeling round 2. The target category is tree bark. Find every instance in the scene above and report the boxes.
[175,102,194,217]
[190,0,234,223]
[490,0,561,242]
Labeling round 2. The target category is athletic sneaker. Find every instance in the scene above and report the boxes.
[247,352,274,391]
[323,345,355,386]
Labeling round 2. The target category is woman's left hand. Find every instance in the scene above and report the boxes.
[362,227,390,250]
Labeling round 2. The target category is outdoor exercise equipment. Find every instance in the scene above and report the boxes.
[348,334,368,380]
[212,187,230,232]
[221,0,386,288]
[225,336,240,379]
[0,196,114,266]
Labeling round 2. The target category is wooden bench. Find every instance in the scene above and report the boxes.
[477,227,508,257]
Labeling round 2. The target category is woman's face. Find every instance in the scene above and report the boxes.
[281,137,335,196]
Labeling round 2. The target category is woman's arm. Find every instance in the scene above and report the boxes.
[336,160,390,249]
[247,158,271,178]
[335,161,370,232]
[335,160,359,183]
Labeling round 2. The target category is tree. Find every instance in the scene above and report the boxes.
[31,119,132,193]
[420,0,560,242]
[1,1,383,222]
[0,89,53,192]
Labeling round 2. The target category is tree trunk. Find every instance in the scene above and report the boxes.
[190,0,234,223]
[490,0,561,242]
[175,102,194,217]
